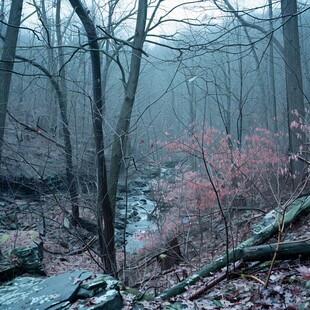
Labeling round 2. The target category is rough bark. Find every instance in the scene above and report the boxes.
[159,195,310,300]
[281,0,306,188]
[158,237,183,271]
[68,0,116,276]
[0,0,23,164]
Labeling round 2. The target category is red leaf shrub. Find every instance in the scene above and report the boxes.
[135,128,289,252]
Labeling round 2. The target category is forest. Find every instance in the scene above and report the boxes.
[0,0,310,309]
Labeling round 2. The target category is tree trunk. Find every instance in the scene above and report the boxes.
[0,0,23,164]
[34,0,58,131]
[68,0,116,276]
[0,0,5,36]
[269,0,278,133]
[240,241,310,261]
[237,26,243,146]
[281,0,305,188]
[108,0,147,218]
[56,0,80,224]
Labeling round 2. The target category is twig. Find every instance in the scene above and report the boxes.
[264,177,309,287]
[37,236,97,256]
[241,274,265,285]
[7,110,65,150]
[189,261,243,301]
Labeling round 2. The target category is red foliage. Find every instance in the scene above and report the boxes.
[145,127,288,241]
[158,128,286,206]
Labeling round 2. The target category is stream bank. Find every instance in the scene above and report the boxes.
[0,169,163,255]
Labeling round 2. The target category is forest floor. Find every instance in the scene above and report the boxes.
[0,191,310,309]
[121,208,310,310]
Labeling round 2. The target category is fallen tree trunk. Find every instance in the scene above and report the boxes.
[159,195,310,300]
[241,240,310,261]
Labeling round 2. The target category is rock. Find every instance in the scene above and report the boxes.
[128,209,138,219]
[115,220,125,230]
[164,160,179,168]
[117,204,126,210]
[148,170,160,178]
[132,216,141,222]
[15,200,29,211]
[131,189,144,196]
[0,245,45,281]
[0,270,123,310]
[129,178,147,188]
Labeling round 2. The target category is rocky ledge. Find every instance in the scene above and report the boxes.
[0,270,123,310]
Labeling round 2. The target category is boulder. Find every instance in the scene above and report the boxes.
[0,270,123,310]
[0,245,45,281]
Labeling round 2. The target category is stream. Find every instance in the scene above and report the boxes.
[115,176,158,254]
[0,174,161,255]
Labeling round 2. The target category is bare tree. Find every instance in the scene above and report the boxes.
[108,0,148,215]
[68,0,116,276]
[0,0,23,164]
[55,0,80,224]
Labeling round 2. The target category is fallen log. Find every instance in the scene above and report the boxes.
[159,195,310,300]
[240,240,310,261]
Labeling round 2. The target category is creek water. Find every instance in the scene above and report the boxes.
[115,177,158,254]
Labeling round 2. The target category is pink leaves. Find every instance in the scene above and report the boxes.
[292,109,299,117]
[290,120,299,130]
[154,126,287,213]
[296,266,310,280]
[146,126,288,246]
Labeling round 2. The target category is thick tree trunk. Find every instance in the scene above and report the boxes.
[159,195,310,300]
[68,0,116,276]
[240,241,310,261]
[281,0,305,188]
[0,0,23,164]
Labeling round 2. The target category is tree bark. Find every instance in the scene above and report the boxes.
[240,241,310,261]
[108,0,147,218]
[281,0,306,188]
[56,0,80,224]
[159,195,310,300]
[33,0,58,130]
[0,0,23,164]
[269,0,278,133]
[68,0,116,276]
